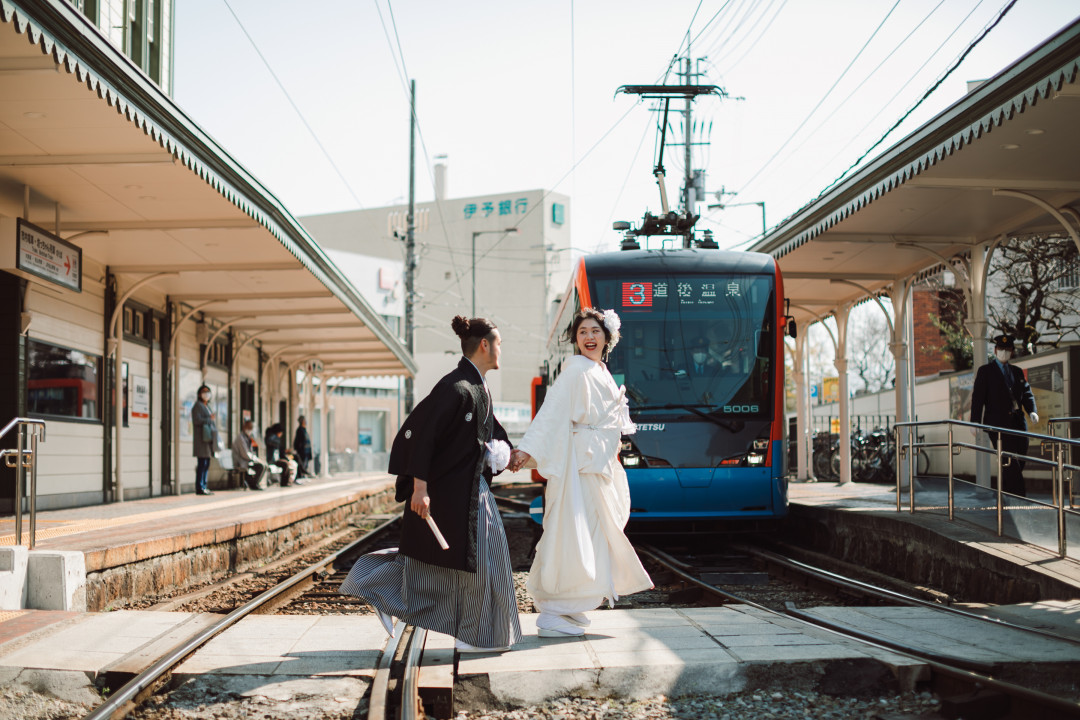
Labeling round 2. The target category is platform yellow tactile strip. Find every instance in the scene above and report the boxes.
[0,610,28,624]
[0,476,370,547]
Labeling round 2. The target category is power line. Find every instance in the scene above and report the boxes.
[734,0,903,195]
[790,0,987,202]
[719,0,788,75]
[373,0,468,308]
[820,0,1019,195]
[221,0,365,209]
[746,0,949,188]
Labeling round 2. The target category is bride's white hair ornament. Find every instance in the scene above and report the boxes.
[601,309,621,351]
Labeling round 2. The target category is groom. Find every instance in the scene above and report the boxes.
[339,315,522,654]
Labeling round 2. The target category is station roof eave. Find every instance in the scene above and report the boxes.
[0,0,416,379]
[751,16,1080,328]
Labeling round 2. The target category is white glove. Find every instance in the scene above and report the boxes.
[485,439,511,474]
[1029,412,1039,424]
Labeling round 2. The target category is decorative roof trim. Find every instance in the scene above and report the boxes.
[756,19,1080,262]
[1,0,416,376]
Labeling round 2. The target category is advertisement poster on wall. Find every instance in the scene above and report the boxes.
[132,375,150,419]
[822,377,839,404]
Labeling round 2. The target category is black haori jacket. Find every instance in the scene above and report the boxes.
[390,357,510,572]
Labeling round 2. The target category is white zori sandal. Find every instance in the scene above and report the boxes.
[536,613,585,637]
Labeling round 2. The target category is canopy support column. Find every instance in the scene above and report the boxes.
[791,330,813,481]
[319,376,330,479]
[834,304,852,485]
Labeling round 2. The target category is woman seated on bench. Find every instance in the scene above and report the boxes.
[232,420,267,490]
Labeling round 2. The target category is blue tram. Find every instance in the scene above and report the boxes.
[532,247,789,531]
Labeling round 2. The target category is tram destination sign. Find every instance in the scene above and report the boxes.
[15,218,82,293]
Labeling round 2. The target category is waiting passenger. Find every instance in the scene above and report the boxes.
[191,385,218,496]
[294,416,313,478]
[232,420,267,491]
[265,422,299,486]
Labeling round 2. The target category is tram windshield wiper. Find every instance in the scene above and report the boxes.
[631,404,743,432]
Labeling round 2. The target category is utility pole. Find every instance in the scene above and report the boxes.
[683,56,694,219]
[404,79,417,414]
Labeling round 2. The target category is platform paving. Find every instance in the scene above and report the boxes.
[2,605,1080,709]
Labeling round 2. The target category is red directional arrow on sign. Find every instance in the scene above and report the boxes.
[64,257,70,274]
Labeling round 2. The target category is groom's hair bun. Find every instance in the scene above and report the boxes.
[451,315,471,338]
[452,315,498,356]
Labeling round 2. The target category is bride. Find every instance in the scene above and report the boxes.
[509,307,653,637]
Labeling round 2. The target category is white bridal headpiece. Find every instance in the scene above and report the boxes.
[602,309,621,351]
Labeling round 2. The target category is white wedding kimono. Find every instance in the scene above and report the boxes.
[519,354,653,615]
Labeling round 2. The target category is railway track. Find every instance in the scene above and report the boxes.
[639,543,1080,718]
[81,515,405,720]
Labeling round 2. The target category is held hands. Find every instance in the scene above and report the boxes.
[1030,412,1040,424]
[410,478,430,519]
[508,449,532,472]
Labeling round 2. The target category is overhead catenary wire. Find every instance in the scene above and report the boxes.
[787,0,989,204]
[221,0,365,209]
[817,0,1018,197]
[733,0,903,196]
[720,0,788,75]
[745,0,950,189]
[374,0,468,308]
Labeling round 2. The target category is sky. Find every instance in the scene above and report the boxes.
[172,1,1080,258]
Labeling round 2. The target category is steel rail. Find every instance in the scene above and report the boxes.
[638,544,1080,716]
[742,544,1080,648]
[368,621,407,720]
[82,515,400,720]
[400,626,428,720]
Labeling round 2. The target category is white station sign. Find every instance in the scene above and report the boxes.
[16,218,82,293]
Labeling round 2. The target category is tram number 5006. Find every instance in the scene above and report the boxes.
[723,405,760,414]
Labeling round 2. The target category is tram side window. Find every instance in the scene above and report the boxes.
[26,340,102,421]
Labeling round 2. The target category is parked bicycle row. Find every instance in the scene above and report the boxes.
[790,429,929,483]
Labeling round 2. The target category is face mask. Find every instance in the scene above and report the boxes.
[995,349,1012,363]
[692,352,708,364]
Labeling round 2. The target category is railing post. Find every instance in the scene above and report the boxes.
[894,424,902,512]
[908,424,915,514]
[1057,441,1066,559]
[14,424,24,546]
[29,427,39,549]
[996,433,1004,537]
[947,424,955,521]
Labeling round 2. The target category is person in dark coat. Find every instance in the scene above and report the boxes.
[970,334,1039,496]
[191,384,217,495]
[339,315,522,654]
[294,416,313,478]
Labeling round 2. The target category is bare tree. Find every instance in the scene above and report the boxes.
[847,304,894,394]
[988,234,1080,355]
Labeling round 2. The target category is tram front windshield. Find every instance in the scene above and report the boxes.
[594,275,774,421]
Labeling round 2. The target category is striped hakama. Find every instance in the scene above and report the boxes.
[339,478,522,648]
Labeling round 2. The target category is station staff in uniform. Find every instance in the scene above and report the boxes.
[339,315,522,653]
[970,334,1038,496]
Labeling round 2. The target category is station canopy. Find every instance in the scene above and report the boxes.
[0,1,415,379]
[752,17,1080,328]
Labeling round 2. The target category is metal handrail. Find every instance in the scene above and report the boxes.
[2,418,46,548]
[894,419,1080,558]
